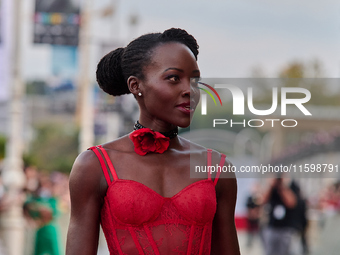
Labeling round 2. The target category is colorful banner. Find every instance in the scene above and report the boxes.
[33,0,81,46]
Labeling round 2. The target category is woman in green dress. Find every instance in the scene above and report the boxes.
[24,174,61,255]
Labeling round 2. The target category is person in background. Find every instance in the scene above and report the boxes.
[245,183,262,248]
[290,181,309,255]
[24,173,62,255]
[262,176,297,255]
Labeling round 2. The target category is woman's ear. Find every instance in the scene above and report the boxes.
[127,76,142,96]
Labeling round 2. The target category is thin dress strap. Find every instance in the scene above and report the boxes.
[207,149,212,181]
[96,145,119,181]
[206,149,226,186]
[214,153,226,186]
[88,145,119,185]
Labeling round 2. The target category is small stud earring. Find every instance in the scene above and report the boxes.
[138,92,142,96]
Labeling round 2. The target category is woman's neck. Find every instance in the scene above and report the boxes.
[134,120,178,139]
[137,118,177,134]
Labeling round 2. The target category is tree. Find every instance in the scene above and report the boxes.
[25,123,79,173]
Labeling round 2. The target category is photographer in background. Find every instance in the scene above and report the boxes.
[262,176,297,255]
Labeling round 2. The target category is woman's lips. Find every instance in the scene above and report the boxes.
[176,102,195,115]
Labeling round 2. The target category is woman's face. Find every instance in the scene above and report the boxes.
[138,42,200,129]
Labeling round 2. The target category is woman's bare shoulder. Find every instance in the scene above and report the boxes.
[69,147,109,199]
[179,136,229,163]
[101,135,133,153]
[70,135,132,177]
[178,136,206,153]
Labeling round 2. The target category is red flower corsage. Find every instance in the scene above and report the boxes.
[129,128,170,156]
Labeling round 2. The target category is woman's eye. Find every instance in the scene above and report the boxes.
[190,77,201,87]
[167,75,179,82]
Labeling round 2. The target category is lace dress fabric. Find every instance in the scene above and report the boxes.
[88,146,226,255]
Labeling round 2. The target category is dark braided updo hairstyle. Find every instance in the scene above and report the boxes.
[96,28,199,96]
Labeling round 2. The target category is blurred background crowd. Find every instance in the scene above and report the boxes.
[239,177,340,255]
[0,168,70,255]
[0,0,339,254]
[0,165,340,254]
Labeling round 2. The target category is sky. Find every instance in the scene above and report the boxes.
[1,0,340,95]
[115,0,340,78]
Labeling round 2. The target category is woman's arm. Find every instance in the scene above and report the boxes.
[66,150,105,255]
[211,161,240,255]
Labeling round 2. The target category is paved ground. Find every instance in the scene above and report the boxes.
[309,214,340,255]
[237,214,340,255]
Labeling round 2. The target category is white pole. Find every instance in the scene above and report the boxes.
[78,0,94,153]
[1,0,26,254]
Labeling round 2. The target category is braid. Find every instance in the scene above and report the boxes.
[96,28,199,96]
[96,48,129,96]
[160,28,199,60]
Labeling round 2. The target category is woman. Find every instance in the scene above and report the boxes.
[24,173,61,255]
[66,28,240,255]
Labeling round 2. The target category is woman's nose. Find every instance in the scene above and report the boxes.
[181,79,191,97]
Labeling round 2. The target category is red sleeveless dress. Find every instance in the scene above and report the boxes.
[89,146,226,255]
